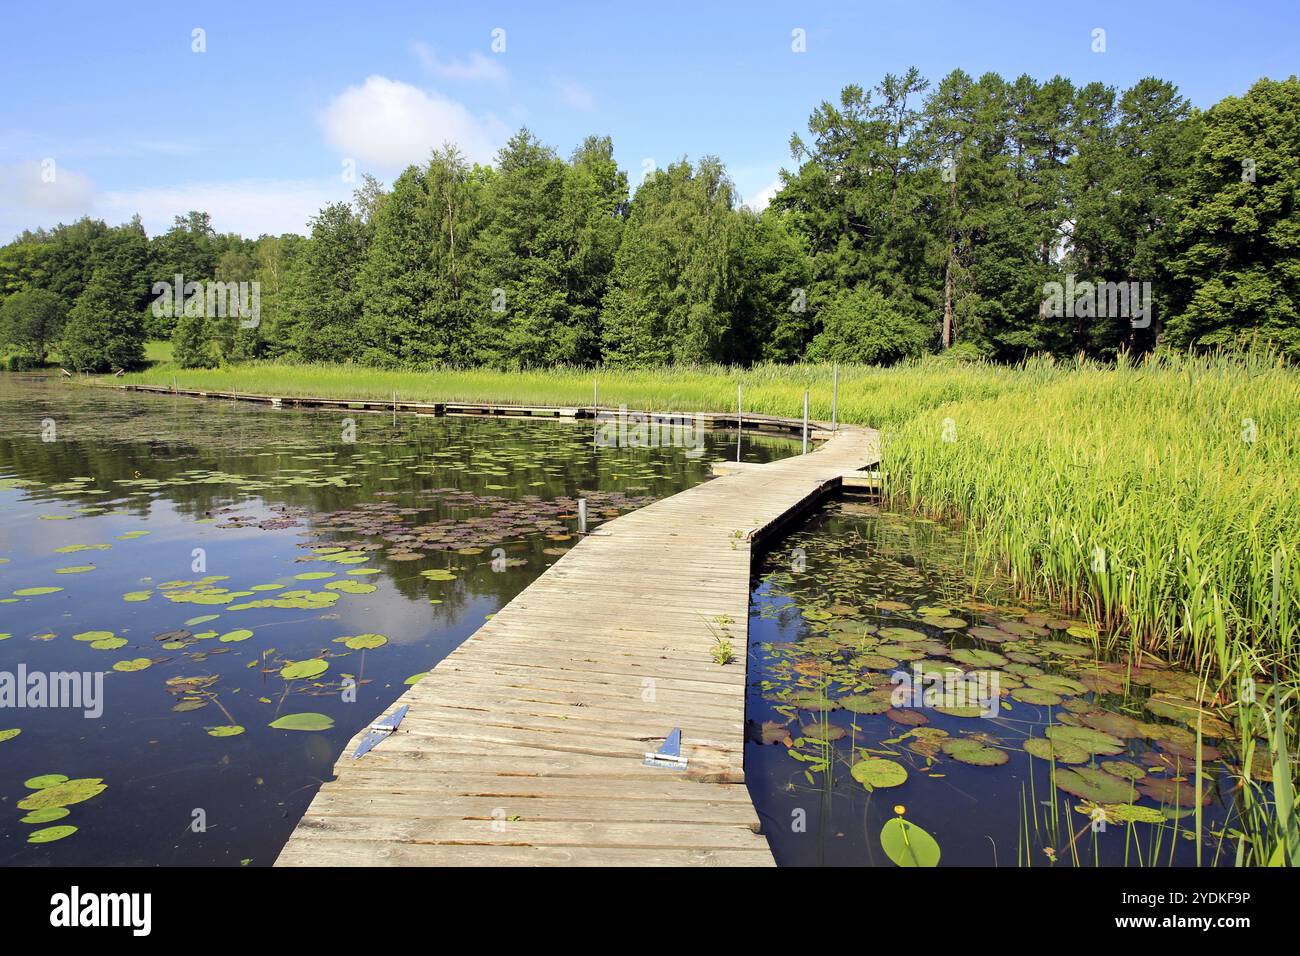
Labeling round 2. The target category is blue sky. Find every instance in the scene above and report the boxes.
[1,0,1295,242]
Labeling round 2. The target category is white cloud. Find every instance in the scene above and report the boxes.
[0,160,95,214]
[555,79,595,111]
[412,42,508,85]
[318,75,507,169]
[98,177,351,237]
[744,176,783,212]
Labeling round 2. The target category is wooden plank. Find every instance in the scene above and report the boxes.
[275,425,879,867]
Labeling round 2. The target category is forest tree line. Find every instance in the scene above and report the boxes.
[2,69,1297,372]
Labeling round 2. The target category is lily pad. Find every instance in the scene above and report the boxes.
[27,825,78,844]
[280,659,328,680]
[1053,767,1136,803]
[1045,724,1125,756]
[1023,737,1089,764]
[880,817,940,867]
[340,633,387,650]
[17,777,106,810]
[851,758,908,790]
[20,806,70,824]
[268,712,335,732]
[205,725,245,737]
[942,738,1009,766]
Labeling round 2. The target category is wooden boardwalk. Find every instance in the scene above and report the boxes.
[276,425,879,867]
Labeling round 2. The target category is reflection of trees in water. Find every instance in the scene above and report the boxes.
[2,382,804,613]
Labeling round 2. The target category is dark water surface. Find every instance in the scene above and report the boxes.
[0,374,796,865]
[746,500,1243,867]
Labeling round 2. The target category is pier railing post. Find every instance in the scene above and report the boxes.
[832,363,838,431]
[578,498,588,534]
[736,383,742,463]
[802,390,809,454]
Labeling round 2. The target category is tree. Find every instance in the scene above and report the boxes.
[358,148,480,365]
[806,284,929,363]
[171,310,216,368]
[147,211,217,338]
[1167,76,1300,357]
[288,202,368,362]
[60,270,146,371]
[0,288,66,361]
[601,157,746,365]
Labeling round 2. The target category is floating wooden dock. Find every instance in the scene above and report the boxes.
[275,425,879,867]
[111,383,820,436]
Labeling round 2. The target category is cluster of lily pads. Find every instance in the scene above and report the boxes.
[14,774,107,845]
[750,503,1250,865]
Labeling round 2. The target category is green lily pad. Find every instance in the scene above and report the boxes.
[14,587,63,596]
[851,758,908,790]
[880,817,940,867]
[205,725,245,737]
[280,659,328,680]
[1023,737,1090,764]
[112,658,153,672]
[841,692,893,715]
[1054,767,1136,803]
[325,580,376,594]
[340,633,387,650]
[17,778,106,810]
[1100,803,1165,824]
[942,737,1009,766]
[1100,760,1146,781]
[0,728,21,743]
[1011,687,1063,706]
[268,712,335,732]
[23,774,68,789]
[20,806,70,824]
[27,825,78,844]
[218,629,254,643]
[1045,724,1125,756]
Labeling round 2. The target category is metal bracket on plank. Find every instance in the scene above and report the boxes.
[643,727,688,770]
[351,704,409,759]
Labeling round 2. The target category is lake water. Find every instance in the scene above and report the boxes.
[746,499,1243,867]
[0,374,797,865]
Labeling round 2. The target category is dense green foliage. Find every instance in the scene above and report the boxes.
[3,71,1298,371]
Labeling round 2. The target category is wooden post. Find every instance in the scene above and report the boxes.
[392,390,397,427]
[593,372,598,410]
[736,384,742,463]
[802,390,809,454]
[832,363,838,431]
[578,498,588,535]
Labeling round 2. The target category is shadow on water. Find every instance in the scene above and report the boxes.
[0,374,799,865]
[746,497,1255,867]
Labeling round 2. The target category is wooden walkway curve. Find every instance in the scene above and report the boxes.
[276,425,880,866]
